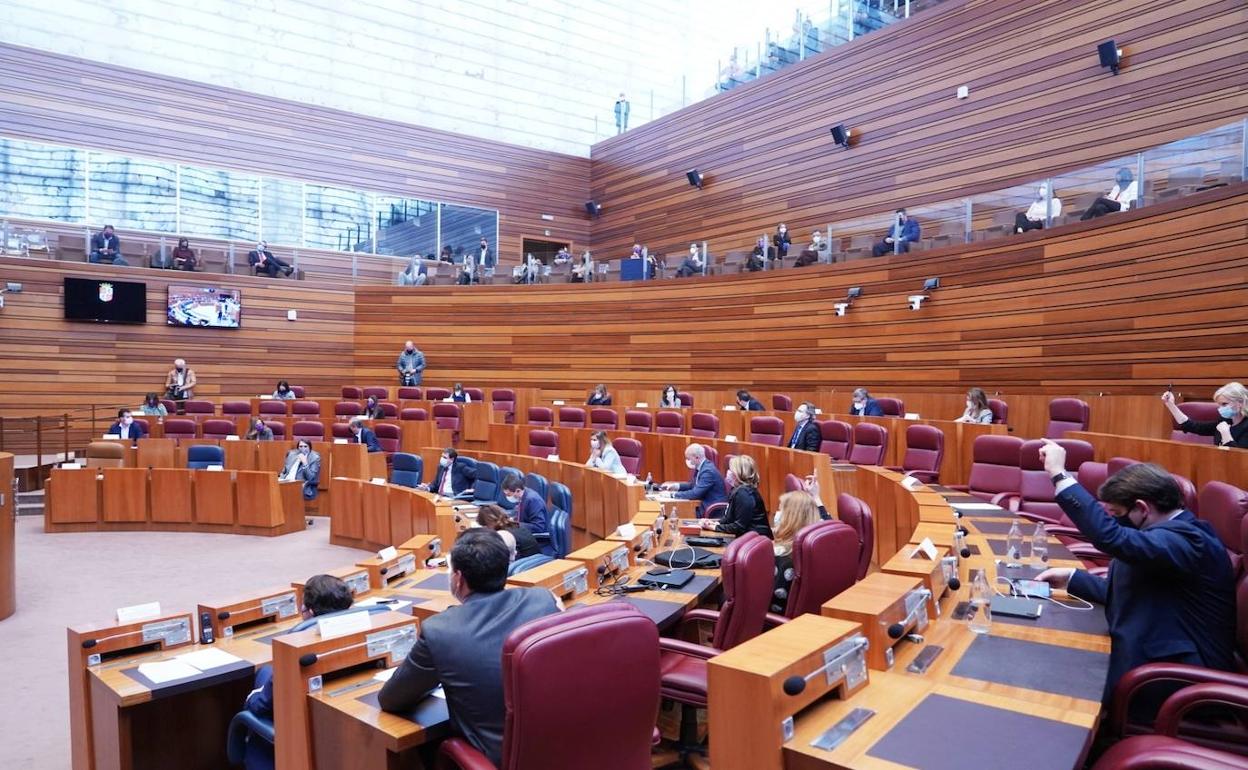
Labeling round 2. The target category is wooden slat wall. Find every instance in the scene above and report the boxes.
[352,184,1248,419]
[0,43,591,269]
[586,0,1248,260]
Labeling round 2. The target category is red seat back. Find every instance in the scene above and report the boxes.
[624,410,653,433]
[374,423,401,453]
[397,386,423,400]
[331,423,352,439]
[1199,482,1248,575]
[656,411,685,434]
[836,493,875,581]
[747,416,784,446]
[341,386,362,399]
[589,408,618,430]
[689,412,718,438]
[1171,402,1221,444]
[901,424,944,478]
[334,401,362,419]
[491,389,516,421]
[264,420,286,438]
[362,387,388,400]
[1016,439,1094,523]
[400,408,428,421]
[527,406,554,427]
[965,435,1025,500]
[876,397,904,417]
[772,394,793,411]
[612,438,643,475]
[290,386,305,398]
[988,398,1009,425]
[464,388,485,402]
[818,420,853,461]
[558,407,586,429]
[783,473,803,493]
[292,421,325,441]
[784,521,860,618]
[201,419,235,440]
[677,391,693,407]
[183,400,215,418]
[527,430,559,458]
[712,533,775,650]
[847,423,887,465]
[432,403,461,431]
[259,400,288,416]
[291,400,320,416]
[425,387,451,401]
[163,418,197,439]
[1045,397,1090,438]
[222,401,250,416]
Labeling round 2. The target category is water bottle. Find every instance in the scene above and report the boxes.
[1031,523,1049,566]
[645,472,654,491]
[968,569,992,634]
[1005,520,1024,565]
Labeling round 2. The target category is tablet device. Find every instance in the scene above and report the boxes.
[638,569,695,589]
[990,595,1043,619]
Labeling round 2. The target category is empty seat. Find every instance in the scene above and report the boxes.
[747,416,784,446]
[331,423,352,439]
[528,406,554,427]
[397,386,423,400]
[847,423,887,465]
[373,423,400,455]
[187,445,224,469]
[527,429,559,458]
[292,421,326,441]
[893,424,945,483]
[160,399,178,415]
[432,403,462,432]
[378,402,399,418]
[612,438,643,475]
[987,398,1009,425]
[690,412,719,438]
[818,420,853,461]
[624,410,653,433]
[836,493,876,581]
[222,401,251,417]
[589,408,618,430]
[391,453,424,488]
[264,421,286,439]
[1007,439,1096,524]
[953,435,1025,501]
[425,387,451,401]
[85,441,126,468]
[400,408,428,421]
[183,400,215,419]
[464,387,485,402]
[259,400,288,416]
[362,387,389,400]
[548,483,573,558]
[291,400,320,416]
[1045,398,1090,438]
[1198,481,1248,574]
[875,397,904,417]
[341,386,363,399]
[289,386,305,398]
[1171,402,1221,444]
[772,394,793,411]
[334,401,363,420]
[656,411,685,435]
[558,407,587,428]
[677,391,693,407]
[491,389,516,423]
[201,419,236,440]
[472,461,501,504]
[163,418,197,440]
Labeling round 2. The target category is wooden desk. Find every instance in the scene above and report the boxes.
[0,453,13,621]
[330,479,454,552]
[1068,430,1248,489]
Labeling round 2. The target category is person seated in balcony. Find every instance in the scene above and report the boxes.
[458,250,477,285]
[675,243,704,278]
[170,238,197,271]
[89,224,127,265]
[585,431,625,475]
[587,384,612,406]
[1162,382,1248,449]
[272,380,295,400]
[106,409,147,444]
[245,418,274,441]
[364,395,386,419]
[660,384,682,409]
[1081,168,1138,220]
[138,392,167,419]
[736,389,765,411]
[397,257,427,286]
[955,387,994,424]
[1015,184,1063,233]
[871,209,920,257]
[248,240,294,277]
[571,250,593,283]
[769,490,825,613]
[849,387,884,416]
[748,236,771,272]
[477,236,494,270]
[795,229,829,267]
[773,223,792,263]
[438,245,454,263]
[552,246,571,265]
[451,383,472,403]
[702,455,771,537]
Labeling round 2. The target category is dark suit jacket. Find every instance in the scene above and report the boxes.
[106,420,147,443]
[351,427,383,453]
[674,460,728,508]
[430,459,474,496]
[773,230,792,257]
[851,398,884,417]
[788,420,821,451]
[281,449,321,500]
[515,487,549,535]
[882,218,921,243]
[587,393,612,406]
[378,588,560,766]
[742,399,765,411]
[247,249,274,266]
[714,485,772,537]
[91,233,120,254]
[1061,482,1236,703]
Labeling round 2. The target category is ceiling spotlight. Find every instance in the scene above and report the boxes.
[923,277,940,291]
[830,124,852,149]
[1097,40,1122,75]
[686,169,704,189]
[847,287,862,299]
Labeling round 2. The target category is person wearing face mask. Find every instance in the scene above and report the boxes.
[171,237,198,271]
[1034,441,1235,717]
[1014,184,1063,234]
[348,417,383,453]
[585,431,625,474]
[702,455,771,537]
[245,418,275,441]
[451,383,471,403]
[280,439,322,499]
[848,387,884,417]
[106,409,147,445]
[1081,167,1138,220]
[500,473,549,538]
[248,240,294,277]
[571,250,593,283]
[586,384,612,406]
[477,237,494,270]
[425,448,474,497]
[164,358,197,407]
[954,387,994,424]
[138,392,167,419]
[800,229,830,267]
[364,395,386,419]
[675,243,704,278]
[659,385,682,409]
[1162,382,1248,449]
[378,529,559,767]
[871,209,921,257]
[396,340,426,386]
[747,236,771,272]
[89,224,128,265]
[769,491,825,614]
[477,504,542,560]
[735,389,765,411]
[272,380,295,401]
[773,223,792,263]
[660,444,728,512]
[788,401,822,451]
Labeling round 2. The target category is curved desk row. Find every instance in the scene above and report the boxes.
[1069,430,1248,489]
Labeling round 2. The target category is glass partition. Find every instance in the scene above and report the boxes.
[0,137,85,223]
[969,182,1038,243]
[375,196,437,258]
[440,203,499,266]
[304,184,372,252]
[1143,122,1244,206]
[178,165,259,241]
[260,177,303,246]
[1050,154,1140,225]
[87,151,176,231]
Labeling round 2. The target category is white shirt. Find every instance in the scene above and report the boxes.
[439,463,454,495]
[1024,197,1063,221]
[1108,181,1138,210]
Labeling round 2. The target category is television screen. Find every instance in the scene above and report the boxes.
[167,285,242,328]
[63,276,147,324]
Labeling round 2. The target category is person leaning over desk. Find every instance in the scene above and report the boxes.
[501,472,549,538]
[702,454,771,537]
[1162,382,1248,449]
[280,439,321,499]
[1034,441,1235,717]
[585,430,625,474]
[477,503,542,560]
[660,443,728,512]
[735,389,765,411]
[378,529,560,767]
[348,417,382,452]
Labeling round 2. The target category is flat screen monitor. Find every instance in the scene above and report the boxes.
[167,285,242,329]
[63,276,147,324]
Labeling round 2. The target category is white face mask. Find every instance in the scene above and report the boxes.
[591,441,599,451]
[813,235,821,244]
[686,458,698,470]
[440,457,451,467]
[966,401,974,410]
[795,410,807,422]
[772,510,784,528]
[506,492,523,504]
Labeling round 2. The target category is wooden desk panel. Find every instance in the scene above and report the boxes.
[257,440,294,473]
[149,468,195,524]
[135,438,176,469]
[222,440,256,471]
[194,470,236,526]
[101,468,149,523]
[47,468,100,525]
[236,471,283,529]
[461,402,490,442]
[0,453,14,621]
[332,479,365,543]
[361,481,391,546]
[1068,431,1248,489]
[331,443,369,480]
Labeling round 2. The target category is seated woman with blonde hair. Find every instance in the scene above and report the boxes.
[701,454,771,537]
[1162,381,1248,449]
[769,491,826,614]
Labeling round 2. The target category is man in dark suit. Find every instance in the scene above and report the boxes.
[248,240,294,278]
[1036,442,1235,716]
[89,224,128,265]
[348,418,383,452]
[426,447,474,497]
[106,409,147,445]
[477,237,494,270]
[661,444,728,511]
[379,529,560,766]
[736,389,766,411]
[501,472,549,539]
[788,401,822,451]
[849,388,884,416]
[871,208,921,257]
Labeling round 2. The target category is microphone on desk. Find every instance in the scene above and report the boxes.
[948,576,962,591]
[81,628,143,649]
[887,623,906,640]
[299,653,319,667]
[218,611,231,620]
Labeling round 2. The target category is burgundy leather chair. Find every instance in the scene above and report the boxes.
[1171,402,1221,444]
[432,403,462,432]
[527,429,558,458]
[818,420,854,461]
[885,424,945,482]
[988,398,1009,426]
[378,402,399,418]
[702,445,720,471]
[624,410,653,433]
[400,407,428,421]
[222,401,250,418]
[160,399,178,415]
[464,388,485,402]
[612,438,643,475]
[689,412,718,438]
[331,422,352,440]
[847,423,887,465]
[558,407,587,429]
[784,473,804,493]
[1045,397,1090,438]
[490,389,516,424]
[1093,732,1248,769]
[289,386,305,398]
[425,387,451,401]
[334,401,363,420]
[747,416,784,446]
[1005,439,1096,524]
[200,419,235,440]
[374,423,401,455]
[677,391,693,407]
[292,421,325,441]
[875,397,905,417]
[589,408,618,430]
[527,406,553,427]
[163,418,197,440]
[770,520,860,620]
[656,411,685,435]
[259,400,288,417]
[772,394,793,411]
[658,533,774,760]
[183,400,215,420]
[837,493,875,581]
[341,386,362,399]
[397,386,423,400]
[264,420,286,439]
[949,435,1025,501]
[1199,482,1248,575]
[437,604,660,770]
[362,386,388,401]
[291,400,320,416]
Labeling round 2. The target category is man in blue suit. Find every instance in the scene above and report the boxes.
[788,402,822,451]
[426,447,474,497]
[1036,441,1235,717]
[735,390,766,411]
[348,417,383,452]
[849,388,884,417]
[871,208,921,256]
[662,444,728,512]
[501,472,548,538]
[106,409,147,445]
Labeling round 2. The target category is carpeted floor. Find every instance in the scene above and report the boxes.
[0,515,371,769]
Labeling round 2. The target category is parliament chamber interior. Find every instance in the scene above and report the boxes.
[1,0,1247,768]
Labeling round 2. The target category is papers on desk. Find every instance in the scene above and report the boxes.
[138,660,201,684]
[951,502,1006,511]
[356,596,412,614]
[175,647,244,671]
[374,666,398,683]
